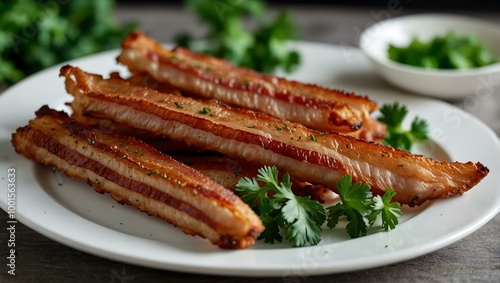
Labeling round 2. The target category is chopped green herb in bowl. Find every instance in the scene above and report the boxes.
[360,14,500,99]
[388,31,499,70]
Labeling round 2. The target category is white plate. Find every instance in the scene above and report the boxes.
[0,42,499,277]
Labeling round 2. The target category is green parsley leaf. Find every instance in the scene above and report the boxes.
[273,173,325,247]
[237,167,402,246]
[326,175,372,238]
[235,175,269,213]
[378,101,429,151]
[234,173,282,244]
[326,175,402,238]
[236,166,325,247]
[367,188,402,231]
[258,203,283,244]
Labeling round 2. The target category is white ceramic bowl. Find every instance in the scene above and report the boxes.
[359,14,500,100]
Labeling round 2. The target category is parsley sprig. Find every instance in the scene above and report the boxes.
[236,166,402,247]
[236,166,325,246]
[327,175,402,238]
[378,102,429,151]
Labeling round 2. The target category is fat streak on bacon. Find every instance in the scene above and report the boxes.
[62,65,489,207]
[116,31,385,140]
[11,106,263,249]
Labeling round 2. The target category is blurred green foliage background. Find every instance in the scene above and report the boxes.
[0,0,136,85]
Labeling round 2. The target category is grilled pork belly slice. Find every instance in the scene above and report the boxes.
[11,106,263,249]
[75,115,334,203]
[62,65,489,206]
[169,154,335,203]
[116,31,385,140]
[68,115,196,153]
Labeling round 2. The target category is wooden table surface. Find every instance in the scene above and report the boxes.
[1,4,499,282]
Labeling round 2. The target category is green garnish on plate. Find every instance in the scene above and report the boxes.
[235,166,402,247]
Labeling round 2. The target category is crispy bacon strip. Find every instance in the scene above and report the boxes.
[67,115,197,153]
[116,31,385,140]
[71,115,335,202]
[170,154,335,203]
[76,114,334,202]
[11,106,263,249]
[62,65,489,206]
